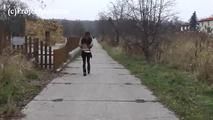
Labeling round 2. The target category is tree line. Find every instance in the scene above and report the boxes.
[96,0,183,61]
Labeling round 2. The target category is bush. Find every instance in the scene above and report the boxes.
[0,52,35,116]
[120,32,213,83]
[159,32,213,83]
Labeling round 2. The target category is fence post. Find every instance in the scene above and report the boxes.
[29,37,32,57]
[53,49,56,70]
[44,42,48,69]
[34,38,39,67]
[21,45,24,53]
[49,46,52,69]
[25,36,28,55]
[40,41,43,69]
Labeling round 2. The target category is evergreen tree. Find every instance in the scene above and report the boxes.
[189,11,198,31]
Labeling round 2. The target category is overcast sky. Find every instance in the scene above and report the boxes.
[22,0,213,21]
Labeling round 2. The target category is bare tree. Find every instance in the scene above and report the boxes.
[98,0,175,60]
[124,0,174,60]
[59,20,86,37]
[97,12,113,41]
[0,0,39,36]
[97,12,108,40]
[106,0,128,44]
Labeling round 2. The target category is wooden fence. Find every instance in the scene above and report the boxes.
[12,36,80,71]
[12,37,53,69]
[0,22,10,54]
[54,37,80,69]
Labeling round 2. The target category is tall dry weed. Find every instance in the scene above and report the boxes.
[159,32,213,83]
[121,32,213,83]
[0,48,33,116]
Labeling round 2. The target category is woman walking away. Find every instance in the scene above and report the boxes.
[79,32,93,76]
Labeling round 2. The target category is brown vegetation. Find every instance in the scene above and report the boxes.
[0,21,11,54]
[98,0,176,60]
[160,32,213,83]
[0,49,55,118]
[25,19,65,45]
[98,0,213,83]
[120,32,213,83]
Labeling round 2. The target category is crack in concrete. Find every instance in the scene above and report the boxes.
[61,72,78,75]
[118,74,132,76]
[51,82,72,85]
[124,83,136,85]
[112,67,125,69]
[33,99,159,103]
[50,82,141,86]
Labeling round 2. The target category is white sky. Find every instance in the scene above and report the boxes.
[176,0,213,21]
[21,0,213,21]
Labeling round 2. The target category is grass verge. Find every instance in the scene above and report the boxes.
[101,41,213,120]
[0,54,56,119]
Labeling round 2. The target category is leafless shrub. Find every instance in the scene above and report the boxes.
[0,50,33,116]
[158,32,213,83]
[99,0,175,60]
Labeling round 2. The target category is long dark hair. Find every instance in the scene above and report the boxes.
[81,32,92,45]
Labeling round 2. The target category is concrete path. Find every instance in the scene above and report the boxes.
[22,39,178,120]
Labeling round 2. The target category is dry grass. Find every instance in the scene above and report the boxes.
[159,32,213,83]
[120,32,213,83]
[0,49,33,116]
[0,49,55,118]
[102,41,213,120]
[25,19,65,45]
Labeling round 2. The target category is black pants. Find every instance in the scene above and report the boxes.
[81,51,92,74]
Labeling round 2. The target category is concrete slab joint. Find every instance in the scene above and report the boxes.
[22,39,179,120]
